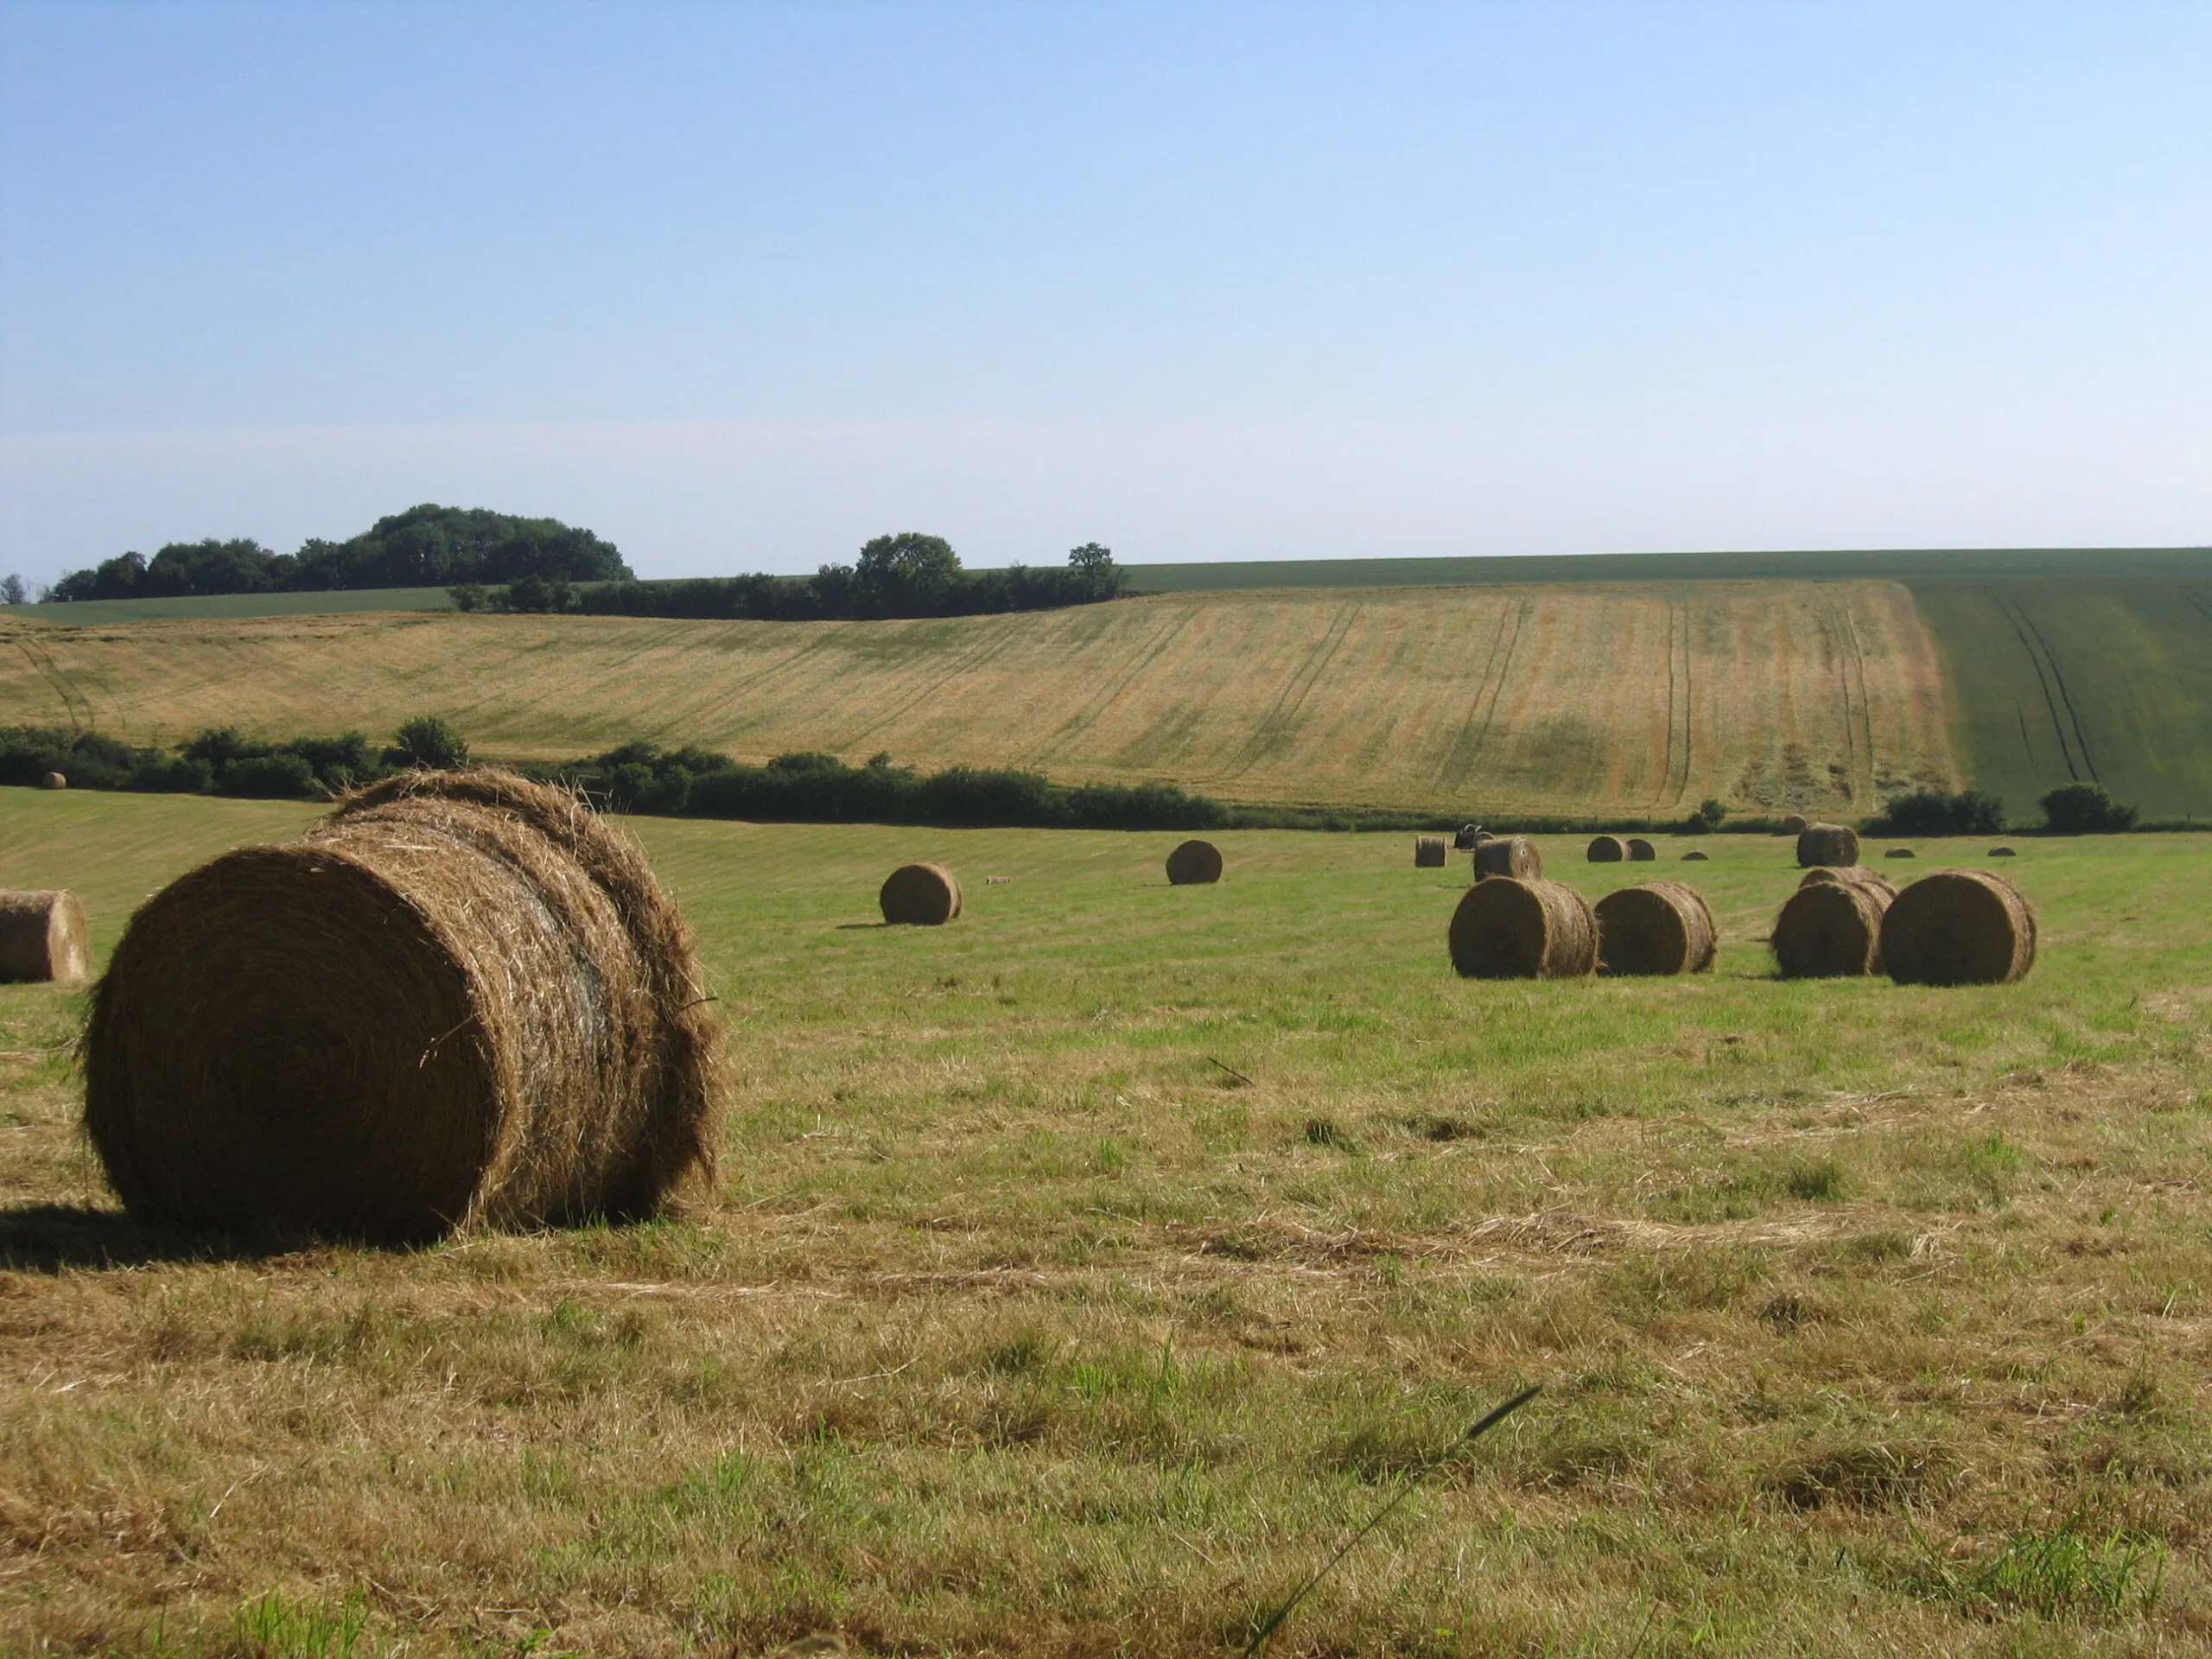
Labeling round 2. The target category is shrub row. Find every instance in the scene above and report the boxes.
[0,718,469,800]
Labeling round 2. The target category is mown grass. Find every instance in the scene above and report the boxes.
[1,791,2209,1656]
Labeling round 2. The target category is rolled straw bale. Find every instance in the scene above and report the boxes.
[1879,870,2037,987]
[1781,814,1808,836]
[1626,837,1656,861]
[40,772,66,791]
[1796,823,1860,868]
[1772,878,1891,978]
[1989,846,2017,857]
[81,770,720,1242]
[1885,848,1916,860]
[1448,877,1597,979]
[880,861,963,925]
[1586,836,1626,863]
[0,890,89,983]
[1452,824,1483,851]
[1166,839,1224,886]
[1596,881,1717,976]
[1682,850,1709,861]
[1799,864,1896,898]
[1414,835,1447,868]
[1473,836,1541,880]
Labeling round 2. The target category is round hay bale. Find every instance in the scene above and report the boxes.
[1626,837,1656,861]
[1452,824,1483,851]
[1682,849,1709,861]
[1884,847,1916,860]
[1879,869,2037,987]
[39,771,66,791]
[1595,881,1717,976]
[1165,839,1224,886]
[1772,878,1891,978]
[1799,864,1896,897]
[1796,823,1860,868]
[1989,846,2017,857]
[1473,836,1541,880]
[1447,877,1597,979]
[1586,836,1626,862]
[80,769,721,1242]
[880,861,963,925]
[0,890,89,983]
[1781,814,1808,836]
[1414,835,1447,868]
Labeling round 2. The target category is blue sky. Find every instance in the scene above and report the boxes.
[2,1,2207,584]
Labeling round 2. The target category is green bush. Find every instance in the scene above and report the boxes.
[2039,781,2137,834]
[1869,788,2005,836]
[384,715,470,772]
[217,753,321,798]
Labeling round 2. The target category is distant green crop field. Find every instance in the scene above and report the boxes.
[0,586,456,623]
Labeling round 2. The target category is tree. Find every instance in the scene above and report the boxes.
[2039,781,2136,834]
[0,575,24,606]
[1066,542,1127,599]
[384,715,470,772]
[855,531,962,613]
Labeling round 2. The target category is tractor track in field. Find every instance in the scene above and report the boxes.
[1991,588,2097,783]
[836,619,1030,753]
[1025,605,1201,768]
[1647,595,1693,812]
[10,638,95,734]
[1217,601,1363,782]
[1431,595,1522,793]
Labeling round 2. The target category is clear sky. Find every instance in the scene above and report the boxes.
[2,0,2207,587]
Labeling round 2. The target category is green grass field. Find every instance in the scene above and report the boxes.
[0,587,458,624]
[3,789,2208,1656]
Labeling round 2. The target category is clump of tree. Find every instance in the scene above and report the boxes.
[41,505,632,601]
[2039,781,2137,834]
[1,715,475,800]
[1866,787,2006,836]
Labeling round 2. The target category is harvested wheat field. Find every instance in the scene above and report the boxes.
[2,790,2209,1657]
[0,580,1955,817]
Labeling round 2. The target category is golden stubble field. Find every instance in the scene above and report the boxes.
[1,582,1956,817]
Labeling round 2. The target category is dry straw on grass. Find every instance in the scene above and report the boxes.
[1448,876,1597,979]
[1880,869,2037,986]
[1586,836,1626,862]
[0,890,89,983]
[880,862,963,925]
[1166,839,1224,886]
[81,769,721,1243]
[1413,835,1446,868]
[1772,876,1891,978]
[1626,837,1656,861]
[1473,836,1541,880]
[1594,881,1717,976]
[1796,823,1860,868]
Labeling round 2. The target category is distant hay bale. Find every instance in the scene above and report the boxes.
[1452,824,1483,851]
[1166,839,1224,886]
[1884,848,1916,859]
[1586,836,1626,862]
[39,771,66,791]
[81,769,721,1243]
[0,890,89,983]
[1682,850,1709,861]
[1880,870,2037,986]
[1796,823,1860,868]
[1772,876,1891,978]
[1989,846,2017,857]
[1414,835,1447,868]
[1799,865,1896,897]
[880,861,963,924]
[1473,836,1541,880]
[1626,837,1656,861]
[1781,814,1809,836]
[1448,877,1597,979]
[1595,881,1717,976]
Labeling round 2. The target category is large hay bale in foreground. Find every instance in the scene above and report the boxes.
[1796,823,1860,868]
[1781,814,1808,836]
[82,770,721,1242]
[1595,882,1717,976]
[1414,835,1447,868]
[1880,870,2037,986]
[1586,836,1626,862]
[1448,877,1597,979]
[1166,839,1224,885]
[0,890,89,983]
[1772,877,1891,978]
[1626,837,1656,861]
[1799,865,1896,897]
[1473,836,1541,880]
[880,861,963,925]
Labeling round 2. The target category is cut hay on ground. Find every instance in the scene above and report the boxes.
[1448,877,1597,979]
[1796,823,1860,868]
[1474,836,1541,880]
[1772,877,1891,978]
[1595,881,1718,976]
[1880,869,2037,986]
[1799,865,1897,897]
[0,891,89,983]
[1414,835,1446,868]
[80,769,721,1243]
[1626,837,1656,861]
[1586,836,1626,862]
[880,862,963,925]
[1166,839,1224,886]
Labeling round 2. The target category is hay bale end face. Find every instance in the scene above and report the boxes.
[80,770,721,1242]
[1626,837,1656,861]
[1880,869,2037,986]
[880,862,963,925]
[1781,814,1809,836]
[1473,836,1541,880]
[39,771,66,791]
[1414,835,1447,868]
[1772,877,1891,978]
[1166,839,1224,885]
[1448,877,1597,979]
[1796,823,1860,868]
[1596,881,1717,976]
[0,890,90,983]
[1586,836,1626,862]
